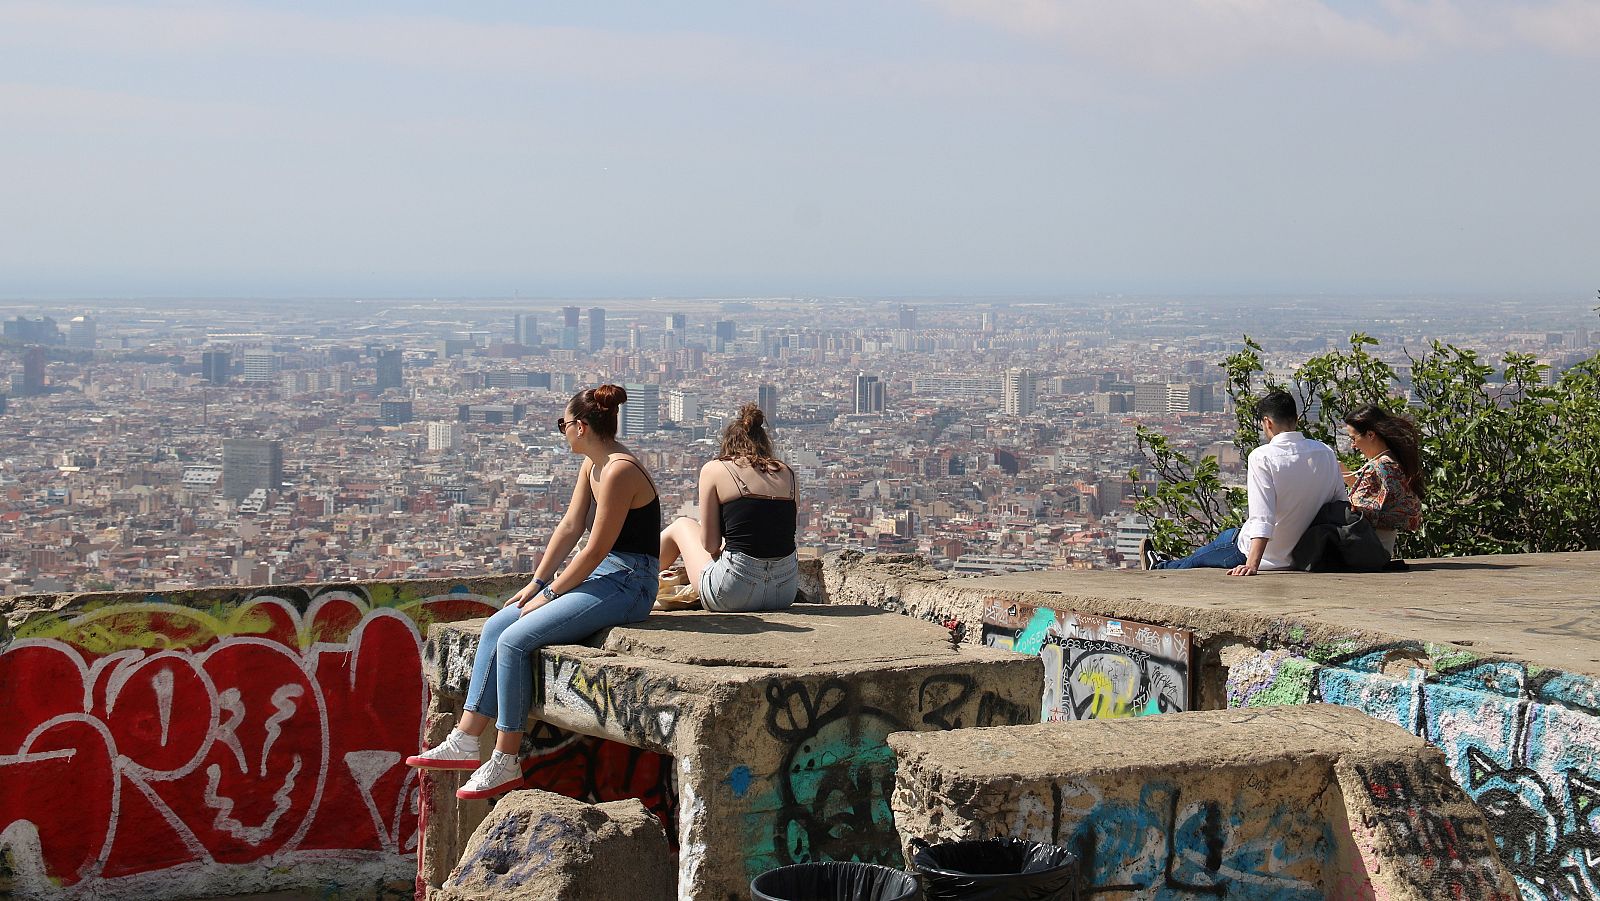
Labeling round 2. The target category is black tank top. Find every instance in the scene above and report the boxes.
[588,457,661,558]
[718,461,797,559]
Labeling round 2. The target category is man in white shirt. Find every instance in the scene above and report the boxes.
[1147,391,1346,576]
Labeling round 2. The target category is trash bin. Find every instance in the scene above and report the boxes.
[751,861,921,901]
[909,837,1078,901]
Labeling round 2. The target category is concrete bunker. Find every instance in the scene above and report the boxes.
[420,603,1042,900]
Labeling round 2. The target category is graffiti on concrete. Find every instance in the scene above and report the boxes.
[1355,758,1520,901]
[542,653,681,749]
[1230,641,1600,901]
[517,723,677,843]
[981,600,1192,721]
[449,810,575,889]
[1057,781,1329,899]
[740,671,1030,879]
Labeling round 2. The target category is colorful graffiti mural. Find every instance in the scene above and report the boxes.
[737,672,1033,880]
[0,583,677,898]
[1230,641,1600,901]
[981,599,1192,721]
[1055,780,1331,899]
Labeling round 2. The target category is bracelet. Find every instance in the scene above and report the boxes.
[532,577,548,591]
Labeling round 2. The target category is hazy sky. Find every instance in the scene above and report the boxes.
[2,1,1597,299]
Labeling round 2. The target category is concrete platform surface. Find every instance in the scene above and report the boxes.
[967,550,1600,676]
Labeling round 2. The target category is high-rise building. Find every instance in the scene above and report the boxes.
[714,320,736,349]
[619,383,660,437]
[241,352,281,386]
[374,349,404,391]
[3,316,60,344]
[513,313,539,347]
[665,388,698,424]
[980,310,997,333]
[222,439,283,500]
[67,315,96,348]
[428,421,462,451]
[757,384,780,418]
[20,346,46,396]
[379,400,414,425]
[854,373,885,414]
[666,312,687,332]
[202,350,231,385]
[1133,381,1168,414]
[0,394,7,416]
[1003,369,1037,417]
[898,305,918,331]
[560,306,581,350]
[588,307,607,352]
[1166,383,1213,414]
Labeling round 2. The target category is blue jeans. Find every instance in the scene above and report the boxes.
[464,551,657,732]
[699,550,800,612]
[1154,528,1247,569]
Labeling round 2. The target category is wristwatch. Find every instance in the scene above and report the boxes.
[540,585,560,603]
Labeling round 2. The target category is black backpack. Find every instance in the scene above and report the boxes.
[1290,500,1391,572]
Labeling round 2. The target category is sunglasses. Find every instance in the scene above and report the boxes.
[556,417,580,433]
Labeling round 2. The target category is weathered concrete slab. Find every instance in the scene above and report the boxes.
[966,552,1600,676]
[889,705,1520,901]
[432,791,672,901]
[822,551,1600,901]
[423,604,1043,901]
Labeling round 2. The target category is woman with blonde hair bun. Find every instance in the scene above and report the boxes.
[659,402,799,612]
[406,384,661,799]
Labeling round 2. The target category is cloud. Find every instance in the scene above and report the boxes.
[1507,0,1600,54]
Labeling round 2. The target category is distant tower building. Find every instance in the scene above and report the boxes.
[665,388,698,424]
[1003,369,1037,417]
[628,325,646,352]
[757,384,780,418]
[241,352,281,386]
[428,421,462,451]
[0,394,7,415]
[3,316,60,344]
[666,312,687,332]
[560,306,581,350]
[898,305,918,332]
[374,349,404,391]
[1133,381,1168,414]
[714,320,736,352]
[67,315,96,348]
[619,383,660,437]
[854,373,885,415]
[221,439,283,500]
[380,399,414,425]
[202,350,231,385]
[660,329,682,353]
[514,313,539,347]
[1166,383,1213,414]
[20,346,46,396]
[587,307,607,352]
[1579,325,1591,349]
[980,310,997,333]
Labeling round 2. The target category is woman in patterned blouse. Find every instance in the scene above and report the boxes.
[1342,405,1426,557]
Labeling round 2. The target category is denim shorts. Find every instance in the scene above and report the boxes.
[699,550,799,613]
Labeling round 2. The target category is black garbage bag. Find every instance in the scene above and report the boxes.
[909,837,1078,901]
[751,861,921,901]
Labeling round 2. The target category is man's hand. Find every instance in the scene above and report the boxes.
[1228,562,1260,577]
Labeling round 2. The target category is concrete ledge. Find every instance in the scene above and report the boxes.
[423,605,1044,900]
[889,705,1520,900]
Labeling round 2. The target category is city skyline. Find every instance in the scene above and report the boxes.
[2,2,1597,299]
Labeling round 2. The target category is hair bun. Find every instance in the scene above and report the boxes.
[592,384,627,411]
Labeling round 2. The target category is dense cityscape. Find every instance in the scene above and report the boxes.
[0,295,1592,596]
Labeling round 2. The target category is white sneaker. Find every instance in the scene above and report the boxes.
[405,728,480,771]
[456,750,523,800]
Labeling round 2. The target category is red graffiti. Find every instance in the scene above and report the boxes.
[0,592,498,892]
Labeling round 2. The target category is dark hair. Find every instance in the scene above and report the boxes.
[567,384,627,440]
[1343,404,1426,500]
[1255,391,1299,429]
[718,403,781,472]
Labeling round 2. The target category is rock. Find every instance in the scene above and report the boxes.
[434,791,673,901]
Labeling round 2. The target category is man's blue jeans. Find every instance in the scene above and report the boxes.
[463,551,657,732]
[1154,528,1247,569]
